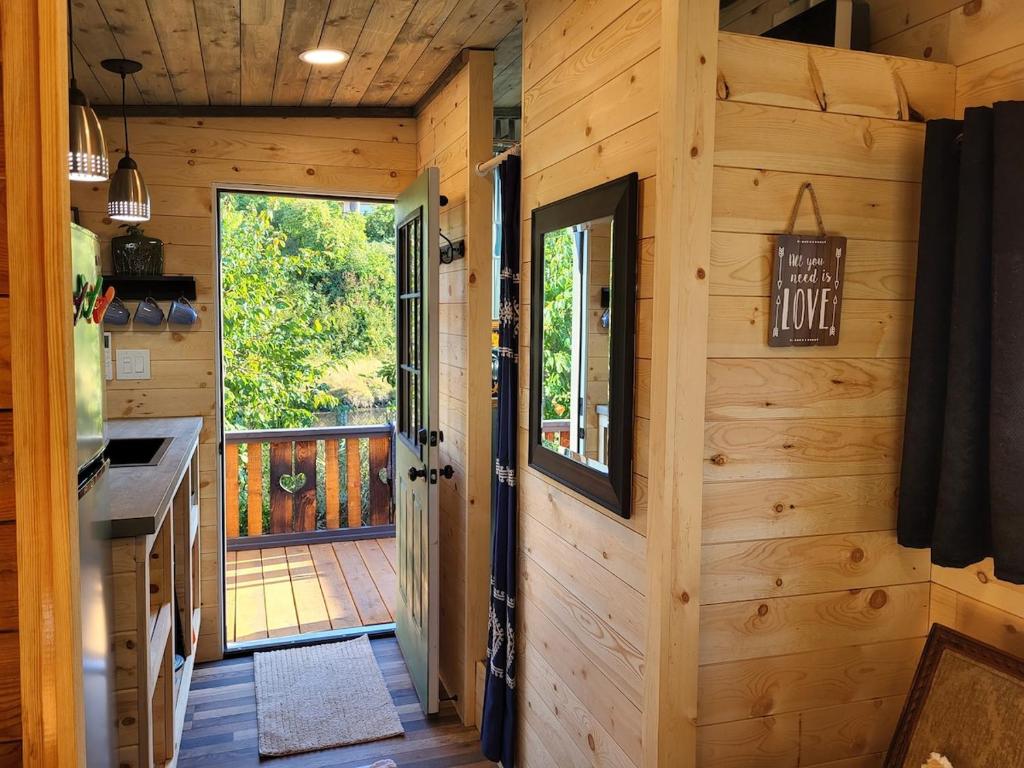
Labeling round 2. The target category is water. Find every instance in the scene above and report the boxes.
[314,405,397,428]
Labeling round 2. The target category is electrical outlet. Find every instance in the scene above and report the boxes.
[116,349,151,380]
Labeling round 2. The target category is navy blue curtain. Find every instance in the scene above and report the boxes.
[481,153,520,766]
[899,102,1024,584]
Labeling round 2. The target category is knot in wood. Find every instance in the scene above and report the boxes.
[751,695,774,717]
[710,453,728,466]
[868,589,888,609]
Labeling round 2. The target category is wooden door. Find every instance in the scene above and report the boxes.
[393,168,440,714]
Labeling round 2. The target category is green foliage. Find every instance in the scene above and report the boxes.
[220,193,397,430]
[364,204,396,245]
[542,228,575,422]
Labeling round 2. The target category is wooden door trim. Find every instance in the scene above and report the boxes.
[1,0,85,764]
[642,2,720,766]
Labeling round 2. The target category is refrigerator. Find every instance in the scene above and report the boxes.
[72,223,116,767]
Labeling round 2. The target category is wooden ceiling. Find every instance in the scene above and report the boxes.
[70,0,522,110]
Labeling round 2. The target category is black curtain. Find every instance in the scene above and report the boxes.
[899,101,1024,584]
[481,153,520,766]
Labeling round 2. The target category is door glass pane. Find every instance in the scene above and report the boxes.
[397,208,424,455]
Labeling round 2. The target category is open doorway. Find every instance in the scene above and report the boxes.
[216,189,398,650]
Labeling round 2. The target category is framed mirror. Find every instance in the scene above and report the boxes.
[528,173,638,519]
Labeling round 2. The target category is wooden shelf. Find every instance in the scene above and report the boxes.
[189,504,199,547]
[165,650,198,768]
[103,274,197,301]
[111,437,201,768]
[148,601,172,700]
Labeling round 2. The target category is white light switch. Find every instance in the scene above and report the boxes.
[116,349,151,380]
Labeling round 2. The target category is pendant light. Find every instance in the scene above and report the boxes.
[68,0,108,181]
[102,59,150,223]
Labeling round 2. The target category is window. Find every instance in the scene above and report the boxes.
[396,207,423,456]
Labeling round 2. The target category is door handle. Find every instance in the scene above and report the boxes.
[408,466,427,481]
[439,465,454,480]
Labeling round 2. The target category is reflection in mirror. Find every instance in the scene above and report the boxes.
[540,216,613,473]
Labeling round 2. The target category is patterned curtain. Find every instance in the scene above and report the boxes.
[481,153,520,766]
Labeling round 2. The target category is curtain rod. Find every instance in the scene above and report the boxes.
[475,144,520,177]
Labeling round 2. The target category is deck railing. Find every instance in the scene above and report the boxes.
[541,418,571,449]
[224,424,394,548]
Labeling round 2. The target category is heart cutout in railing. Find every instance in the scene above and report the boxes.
[278,472,307,494]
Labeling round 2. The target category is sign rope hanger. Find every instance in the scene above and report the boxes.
[770,181,847,348]
[785,181,827,236]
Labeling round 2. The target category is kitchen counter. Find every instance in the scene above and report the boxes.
[106,417,203,538]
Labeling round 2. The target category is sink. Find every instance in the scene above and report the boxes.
[106,437,171,467]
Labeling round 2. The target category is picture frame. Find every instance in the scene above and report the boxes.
[528,173,638,519]
[886,624,1024,767]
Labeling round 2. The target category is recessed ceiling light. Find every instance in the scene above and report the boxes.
[299,48,349,65]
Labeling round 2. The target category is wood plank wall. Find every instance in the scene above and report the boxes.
[70,117,416,660]
[414,49,494,726]
[696,33,956,768]
[517,0,657,764]
[871,0,1024,72]
[0,23,22,762]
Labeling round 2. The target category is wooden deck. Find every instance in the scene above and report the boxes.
[226,537,398,643]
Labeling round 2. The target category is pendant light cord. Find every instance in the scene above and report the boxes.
[121,73,130,156]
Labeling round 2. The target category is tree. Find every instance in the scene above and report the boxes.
[219,197,339,429]
[365,204,395,245]
[542,228,575,422]
[220,193,398,430]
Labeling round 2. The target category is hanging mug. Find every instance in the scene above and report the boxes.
[168,297,198,326]
[103,297,131,327]
[134,297,165,326]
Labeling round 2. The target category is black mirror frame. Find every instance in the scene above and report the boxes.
[528,173,638,519]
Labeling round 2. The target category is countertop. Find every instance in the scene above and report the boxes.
[106,417,202,538]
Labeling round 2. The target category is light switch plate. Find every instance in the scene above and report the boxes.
[116,348,151,380]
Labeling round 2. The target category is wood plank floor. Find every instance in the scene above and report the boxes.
[227,537,397,644]
[179,637,492,767]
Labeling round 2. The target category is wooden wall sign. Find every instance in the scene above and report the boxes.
[769,183,847,347]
